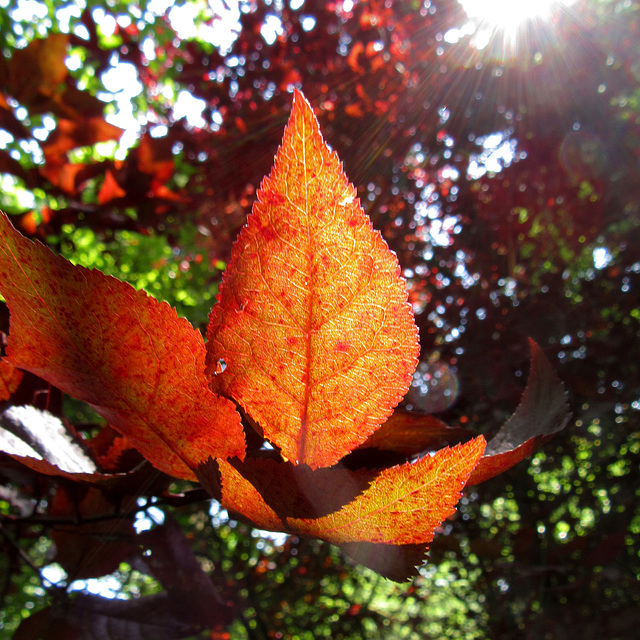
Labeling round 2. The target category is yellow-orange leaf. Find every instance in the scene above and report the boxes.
[207,90,419,468]
[216,458,284,532]
[205,436,485,578]
[287,436,485,545]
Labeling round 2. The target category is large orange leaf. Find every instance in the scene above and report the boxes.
[207,90,419,468]
[0,213,244,480]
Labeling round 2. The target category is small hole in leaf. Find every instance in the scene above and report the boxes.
[214,359,227,375]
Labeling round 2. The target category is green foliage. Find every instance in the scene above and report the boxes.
[0,535,51,636]
[172,503,490,640]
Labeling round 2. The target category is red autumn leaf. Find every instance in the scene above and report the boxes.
[0,34,106,121]
[90,426,141,473]
[0,212,244,480]
[287,437,485,544]
[136,134,175,184]
[213,458,283,532]
[152,183,183,202]
[199,456,380,520]
[207,89,419,469]
[98,169,127,204]
[355,409,472,456]
[467,437,542,487]
[41,117,124,160]
[0,34,69,108]
[40,162,87,194]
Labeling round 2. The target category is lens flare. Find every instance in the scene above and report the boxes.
[458,0,578,53]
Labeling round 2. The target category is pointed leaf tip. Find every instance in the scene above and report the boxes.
[207,91,419,469]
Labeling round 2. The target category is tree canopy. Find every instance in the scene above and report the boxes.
[0,1,638,638]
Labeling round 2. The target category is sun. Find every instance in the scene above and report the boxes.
[458,0,578,52]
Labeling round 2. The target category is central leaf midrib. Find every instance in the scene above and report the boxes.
[299,113,313,465]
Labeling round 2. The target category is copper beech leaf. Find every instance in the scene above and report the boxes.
[355,410,472,456]
[467,339,571,485]
[0,213,244,479]
[338,542,428,582]
[0,405,97,476]
[207,89,419,468]
[0,405,161,491]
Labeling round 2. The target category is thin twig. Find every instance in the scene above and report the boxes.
[0,521,43,576]
[0,488,213,526]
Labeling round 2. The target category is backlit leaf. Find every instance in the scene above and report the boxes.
[207,89,419,468]
[0,213,244,480]
[208,436,485,579]
[199,456,378,520]
[215,458,284,531]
